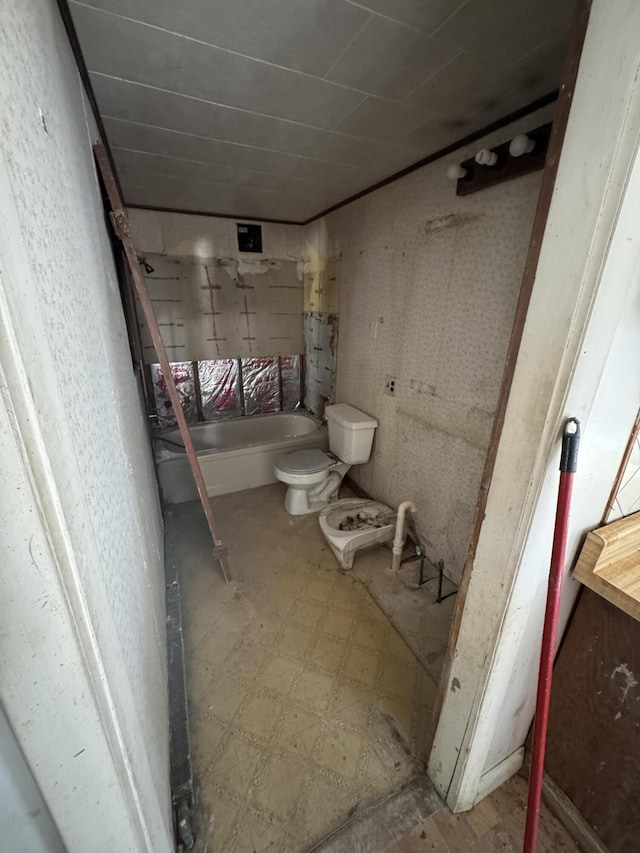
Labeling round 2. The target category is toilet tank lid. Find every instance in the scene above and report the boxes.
[325,404,377,430]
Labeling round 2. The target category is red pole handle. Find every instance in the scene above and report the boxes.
[524,418,580,853]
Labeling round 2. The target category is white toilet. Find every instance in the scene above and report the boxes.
[319,498,396,570]
[274,403,377,515]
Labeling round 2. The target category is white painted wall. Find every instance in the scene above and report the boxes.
[0,1,171,849]
[311,106,553,582]
[129,207,305,262]
[430,0,640,810]
[0,710,65,853]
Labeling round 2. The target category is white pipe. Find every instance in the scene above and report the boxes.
[391,501,416,572]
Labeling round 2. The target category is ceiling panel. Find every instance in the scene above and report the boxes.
[69,0,575,222]
[71,4,366,127]
[324,16,458,99]
[334,96,435,143]
[81,0,371,76]
[349,0,467,33]
[434,0,575,65]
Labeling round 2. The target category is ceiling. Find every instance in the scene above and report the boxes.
[69,0,575,223]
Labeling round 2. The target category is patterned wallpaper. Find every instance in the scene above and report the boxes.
[319,106,554,583]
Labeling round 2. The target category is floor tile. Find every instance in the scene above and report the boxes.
[343,645,380,688]
[168,484,448,851]
[236,694,283,740]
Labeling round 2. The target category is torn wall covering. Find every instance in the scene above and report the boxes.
[136,253,304,362]
[129,211,321,416]
[303,220,340,414]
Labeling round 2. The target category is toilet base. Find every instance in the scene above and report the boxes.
[280,462,350,516]
[319,498,396,570]
[284,487,330,516]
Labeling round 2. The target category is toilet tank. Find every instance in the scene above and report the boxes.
[325,404,378,464]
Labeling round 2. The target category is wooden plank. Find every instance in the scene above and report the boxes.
[546,589,640,852]
[93,144,231,583]
[573,511,640,621]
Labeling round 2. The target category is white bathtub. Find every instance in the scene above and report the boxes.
[155,411,328,504]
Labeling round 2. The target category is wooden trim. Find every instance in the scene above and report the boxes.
[541,774,609,853]
[519,755,610,853]
[55,0,124,202]
[126,203,302,227]
[432,0,592,727]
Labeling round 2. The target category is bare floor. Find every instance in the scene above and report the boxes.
[389,774,580,853]
[168,484,442,852]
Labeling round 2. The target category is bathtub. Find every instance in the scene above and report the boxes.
[155,411,328,504]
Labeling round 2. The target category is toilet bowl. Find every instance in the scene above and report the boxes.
[275,404,378,516]
[319,498,396,570]
[274,449,350,515]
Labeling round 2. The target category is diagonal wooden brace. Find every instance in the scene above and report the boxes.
[94,143,231,583]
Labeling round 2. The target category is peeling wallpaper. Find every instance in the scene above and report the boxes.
[130,211,306,361]
[319,107,553,583]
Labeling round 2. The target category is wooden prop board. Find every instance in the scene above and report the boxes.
[93,144,231,583]
[573,511,640,621]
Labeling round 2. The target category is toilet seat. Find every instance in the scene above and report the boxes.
[276,449,333,475]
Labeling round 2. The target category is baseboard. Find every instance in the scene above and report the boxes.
[452,747,525,813]
[307,775,442,853]
[540,773,609,853]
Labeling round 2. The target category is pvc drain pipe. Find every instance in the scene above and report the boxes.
[391,501,416,572]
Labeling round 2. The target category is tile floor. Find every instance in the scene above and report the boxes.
[167,484,444,852]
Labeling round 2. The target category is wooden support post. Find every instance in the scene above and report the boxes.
[93,144,231,583]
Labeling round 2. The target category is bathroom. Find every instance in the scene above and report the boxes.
[127,98,548,848]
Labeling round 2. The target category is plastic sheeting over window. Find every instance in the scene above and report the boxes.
[199,359,242,420]
[150,356,302,425]
[150,362,197,429]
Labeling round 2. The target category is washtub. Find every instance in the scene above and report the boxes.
[155,411,328,504]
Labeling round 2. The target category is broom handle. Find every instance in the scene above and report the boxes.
[523,417,580,853]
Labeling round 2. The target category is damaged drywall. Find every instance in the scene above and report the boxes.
[136,253,304,361]
[304,312,338,415]
[303,219,341,414]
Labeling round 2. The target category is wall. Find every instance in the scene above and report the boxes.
[129,209,306,359]
[311,106,553,582]
[0,1,170,849]
[430,0,640,811]
[0,709,64,853]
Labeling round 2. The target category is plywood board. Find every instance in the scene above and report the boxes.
[546,589,640,852]
[573,511,640,621]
